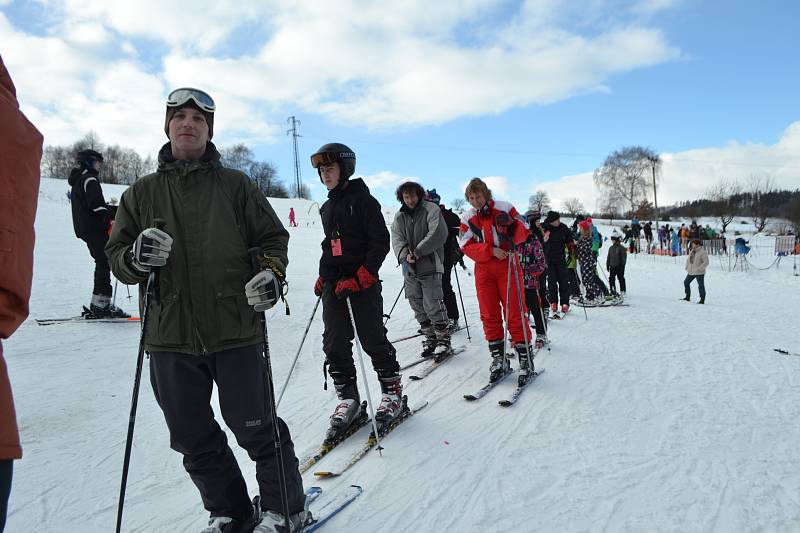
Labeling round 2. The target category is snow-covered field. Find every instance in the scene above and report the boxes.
[4,178,800,532]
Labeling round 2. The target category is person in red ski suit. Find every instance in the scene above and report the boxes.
[458,178,534,382]
[288,207,297,227]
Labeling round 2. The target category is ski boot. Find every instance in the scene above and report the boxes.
[432,323,452,361]
[535,334,548,351]
[420,322,437,358]
[488,340,510,383]
[326,382,362,442]
[561,303,570,314]
[376,375,404,425]
[201,500,259,533]
[515,342,534,385]
[253,494,314,533]
[448,318,460,334]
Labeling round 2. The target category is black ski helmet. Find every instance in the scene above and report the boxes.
[311,143,356,182]
[76,149,104,168]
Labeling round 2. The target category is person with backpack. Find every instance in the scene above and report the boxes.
[518,210,549,350]
[542,211,575,316]
[426,189,463,331]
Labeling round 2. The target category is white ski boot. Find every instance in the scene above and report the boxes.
[376,375,403,423]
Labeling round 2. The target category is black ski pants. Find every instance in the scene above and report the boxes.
[83,232,112,297]
[321,282,399,395]
[149,344,305,519]
[547,260,570,306]
[441,262,459,322]
[609,265,626,294]
[524,289,547,336]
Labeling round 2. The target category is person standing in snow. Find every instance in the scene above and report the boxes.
[542,211,575,315]
[288,207,297,227]
[0,55,43,533]
[310,143,404,438]
[391,182,450,357]
[643,221,653,252]
[459,178,534,382]
[682,239,709,304]
[518,210,549,350]
[68,149,129,319]
[576,219,603,304]
[427,189,463,331]
[107,88,309,533]
[606,235,627,296]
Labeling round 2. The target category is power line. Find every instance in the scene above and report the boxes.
[287,116,302,198]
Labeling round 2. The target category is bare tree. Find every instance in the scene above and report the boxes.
[593,146,659,215]
[451,198,466,211]
[219,143,255,173]
[561,197,585,216]
[598,191,620,226]
[748,175,775,233]
[706,178,742,233]
[528,190,551,213]
[250,161,288,198]
[784,195,800,236]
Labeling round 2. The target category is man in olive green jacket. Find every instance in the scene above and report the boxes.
[106,88,306,533]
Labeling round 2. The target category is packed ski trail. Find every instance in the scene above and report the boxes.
[4,178,800,532]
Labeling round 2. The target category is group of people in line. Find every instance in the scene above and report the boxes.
[621,217,728,257]
[1,72,711,533]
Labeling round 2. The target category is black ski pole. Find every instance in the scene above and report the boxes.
[383,285,404,326]
[249,248,291,533]
[453,264,471,341]
[116,219,163,533]
[112,278,119,308]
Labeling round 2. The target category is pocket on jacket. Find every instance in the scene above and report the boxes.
[156,291,185,346]
[215,288,250,342]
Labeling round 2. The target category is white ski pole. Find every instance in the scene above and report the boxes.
[276,294,321,409]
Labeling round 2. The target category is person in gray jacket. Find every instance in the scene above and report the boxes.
[682,239,709,304]
[391,181,450,357]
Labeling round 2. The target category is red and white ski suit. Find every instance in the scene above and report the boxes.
[459,201,532,344]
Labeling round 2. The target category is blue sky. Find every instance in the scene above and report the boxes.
[2,0,798,211]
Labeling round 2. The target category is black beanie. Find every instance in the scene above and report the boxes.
[544,210,560,224]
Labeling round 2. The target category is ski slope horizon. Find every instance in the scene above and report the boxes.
[4,178,800,532]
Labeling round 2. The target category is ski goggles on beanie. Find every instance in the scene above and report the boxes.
[310,149,355,168]
[166,87,216,113]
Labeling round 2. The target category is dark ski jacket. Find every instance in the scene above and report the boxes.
[543,222,574,264]
[68,166,116,239]
[319,178,390,281]
[106,142,289,356]
[606,242,627,269]
[440,206,462,268]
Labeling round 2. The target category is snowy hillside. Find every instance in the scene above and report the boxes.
[4,178,800,532]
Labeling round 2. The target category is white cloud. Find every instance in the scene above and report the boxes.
[362,171,411,190]
[532,121,800,213]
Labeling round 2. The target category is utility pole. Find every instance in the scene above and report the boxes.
[648,155,661,232]
[287,116,302,198]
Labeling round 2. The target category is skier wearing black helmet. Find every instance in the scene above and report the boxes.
[311,143,404,439]
[68,148,129,318]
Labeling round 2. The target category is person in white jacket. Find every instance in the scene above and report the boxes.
[682,239,709,304]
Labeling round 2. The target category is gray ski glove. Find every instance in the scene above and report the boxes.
[245,269,280,312]
[131,228,173,272]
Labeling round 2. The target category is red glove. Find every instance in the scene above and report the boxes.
[314,276,324,296]
[355,266,377,290]
[334,277,361,300]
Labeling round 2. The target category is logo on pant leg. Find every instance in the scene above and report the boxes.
[245,418,262,428]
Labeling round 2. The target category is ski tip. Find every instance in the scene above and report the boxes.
[498,400,512,407]
[308,486,323,495]
[313,471,338,478]
[409,375,422,381]
[348,485,364,494]
[463,395,478,401]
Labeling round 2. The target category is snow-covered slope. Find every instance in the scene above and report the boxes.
[5,179,800,532]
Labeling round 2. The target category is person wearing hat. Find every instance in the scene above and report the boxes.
[576,218,603,304]
[310,143,404,438]
[542,210,574,316]
[606,233,627,296]
[68,147,129,318]
[519,210,549,349]
[107,88,309,532]
[426,188,463,331]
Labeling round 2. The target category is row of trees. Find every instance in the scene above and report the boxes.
[42,132,156,185]
[40,132,306,199]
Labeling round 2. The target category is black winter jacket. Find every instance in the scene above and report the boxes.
[68,167,116,238]
[440,206,462,268]
[319,178,390,281]
[543,222,574,263]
